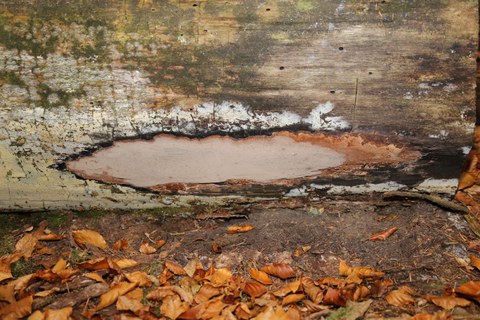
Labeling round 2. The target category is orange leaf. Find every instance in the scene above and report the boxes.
[44,307,73,320]
[301,277,323,303]
[52,258,67,273]
[196,296,227,319]
[470,255,480,271]
[165,260,187,275]
[96,282,137,310]
[28,310,44,320]
[194,284,223,304]
[250,268,272,285]
[273,280,301,297]
[112,239,129,251]
[294,245,311,257]
[368,226,398,241]
[72,230,109,249]
[353,285,371,301]
[116,295,147,314]
[0,295,33,319]
[455,281,480,298]
[386,287,415,308]
[282,293,305,306]
[139,242,156,255]
[15,233,38,260]
[323,287,346,306]
[125,271,152,287]
[212,242,222,254]
[254,306,289,320]
[0,253,21,282]
[147,286,193,304]
[243,282,267,298]
[85,272,105,283]
[204,268,232,286]
[113,258,138,269]
[226,224,255,234]
[260,263,296,280]
[155,239,166,249]
[426,294,471,310]
[339,260,384,279]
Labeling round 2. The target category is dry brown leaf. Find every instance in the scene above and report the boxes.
[37,233,65,241]
[282,293,305,306]
[204,268,233,286]
[194,284,223,304]
[226,224,255,234]
[52,257,67,273]
[161,294,190,319]
[455,280,480,298]
[243,282,267,298]
[155,239,166,249]
[212,242,222,254]
[116,295,148,314]
[72,230,109,250]
[44,307,73,320]
[370,278,394,297]
[36,246,56,255]
[368,226,398,241]
[303,300,330,313]
[339,260,384,279]
[34,288,58,297]
[113,258,139,269]
[165,260,187,275]
[294,245,311,257]
[254,306,289,320]
[85,272,105,283]
[197,296,227,319]
[469,254,480,271]
[125,271,152,287]
[97,281,138,310]
[250,268,272,285]
[113,239,129,251]
[285,306,302,320]
[147,286,193,304]
[411,310,452,320]
[15,233,38,260]
[302,277,323,303]
[386,287,415,308]
[273,280,301,297]
[0,253,20,282]
[27,310,44,320]
[323,287,346,307]
[426,294,471,310]
[353,285,371,301]
[0,284,15,304]
[260,263,296,280]
[319,276,347,287]
[0,295,33,319]
[139,242,156,255]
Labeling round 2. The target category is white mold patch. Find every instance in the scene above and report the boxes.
[414,178,458,195]
[311,182,408,194]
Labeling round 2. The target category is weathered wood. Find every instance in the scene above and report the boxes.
[0,1,477,210]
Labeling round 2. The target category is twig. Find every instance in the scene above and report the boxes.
[383,191,468,213]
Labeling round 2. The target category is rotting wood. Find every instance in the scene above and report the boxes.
[383,191,468,214]
[0,0,476,210]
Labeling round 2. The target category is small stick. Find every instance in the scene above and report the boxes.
[383,191,468,213]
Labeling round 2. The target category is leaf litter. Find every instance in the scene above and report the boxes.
[1,197,480,318]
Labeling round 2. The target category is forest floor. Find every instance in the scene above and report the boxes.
[1,195,480,319]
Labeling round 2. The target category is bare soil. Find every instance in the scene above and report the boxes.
[1,195,480,319]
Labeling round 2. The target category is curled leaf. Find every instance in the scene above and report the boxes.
[469,254,480,271]
[386,287,415,308]
[96,282,138,310]
[212,242,222,254]
[165,260,187,275]
[243,282,267,298]
[260,263,296,280]
[323,287,346,307]
[112,239,129,251]
[139,242,156,255]
[455,281,480,298]
[368,227,398,241]
[250,268,272,285]
[339,260,384,279]
[44,307,73,320]
[426,294,471,310]
[302,276,324,304]
[226,224,255,234]
[282,293,305,306]
[72,230,109,250]
[161,294,190,320]
[273,280,301,297]
[155,239,166,249]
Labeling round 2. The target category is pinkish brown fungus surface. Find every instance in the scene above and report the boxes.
[66,134,346,187]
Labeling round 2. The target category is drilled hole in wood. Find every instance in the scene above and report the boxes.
[266,8,271,11]
[279,66,285,70]
[338,47,344,51]
[330,90,336,94]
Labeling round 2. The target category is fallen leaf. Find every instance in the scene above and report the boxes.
[327,300,372,320]
[339,260,384,279]
[0,295,33,319]
[226,224,255,234]
[368,226,398,241]
[85,272,105,283]
[155,239,166,249]
[273,280,301,297]
[147,286,193,304]
[243,282,267,298]
[294,245,311,257]
[260,263,296,280]
[197,296,227,319]
[27,310,44,320]
[282,293,305,306]
[455,281,480,299]
[44,307,73,320]
[0,284,15,304]
[113,239,129,251]
[72,230,109,250]
[386,286,415,308]
[139,242,156,255]
[250,268,272,285]
[194,284,223,303]
[253,306,289,320]
[204,267,233,286]
[116,295,148,314]
[411,310,451,320]
[125,271,152,287]
[0,253,20,282]
[426,294,471,310]
[52,257,67,273]
[113,258,138,269]
[353,285,370,301]
[212,242,222,254]
[34,288,58,297]
[165,260,187,275]
[161,294,190,319]
[323,287,346,307]
[15,233,38,259]
[302,277,323,303]
[36,246,56,255]
[469,254,480,271]
[97,282,138,310]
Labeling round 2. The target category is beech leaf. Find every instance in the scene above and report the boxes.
[243,281,267,298]
[260,263,296,280]
[139,242,156,255]
[72,230,109,249]
[250,268,272,285]
[386,287,415,308]
[426,294,471,310]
